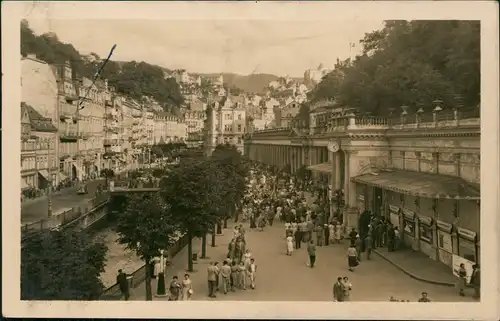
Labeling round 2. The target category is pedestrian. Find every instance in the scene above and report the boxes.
[169,275,181,300]
[417,291,431,302]
[181,273,193,300]
[247,258,257,289]
[315,224,324,246]
[286,234,294,255]
[328,222,335,245]
[333,277,345,302]
[364,234,373,260]
[355,235,362,261]
[214,261,220,292]
[230,261,238,292]
[455,263,467,296]
[387,225,395,252]
[220,261,232,294]
[307,240,317,268]
[470,264,480,299]
[348,228,358,243]
[334,223,342,244]
[116,269,130,301]
[324,223,330,246]
[342,276,352,301]
[347,244,358,272]
[238,261,247,290]
[393,227,400,250]
[207,262,217,298]
[294,225,302,249]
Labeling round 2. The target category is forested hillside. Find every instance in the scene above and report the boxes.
[307,20,480,116]
[21,20,184,109]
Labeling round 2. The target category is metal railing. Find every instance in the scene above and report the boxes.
[21,193,110,240]
[99,233,189,300]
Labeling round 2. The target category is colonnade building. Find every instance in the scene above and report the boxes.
[244,100,480,269]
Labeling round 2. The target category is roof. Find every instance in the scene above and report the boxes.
[351,169,480,200]
[21,102,57,133]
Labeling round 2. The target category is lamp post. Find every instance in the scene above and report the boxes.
[47,140,53,218]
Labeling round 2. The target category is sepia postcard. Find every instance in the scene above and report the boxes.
[2,1,499,319]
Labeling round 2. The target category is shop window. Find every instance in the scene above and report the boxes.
[458,237,476,262]
[419,222,433,243]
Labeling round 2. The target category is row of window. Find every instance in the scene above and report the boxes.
[21,156,56,170]
[224,113,243,121]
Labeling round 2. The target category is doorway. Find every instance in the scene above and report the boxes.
[373,187,383,216]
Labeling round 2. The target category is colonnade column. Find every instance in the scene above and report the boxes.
[334,152,341,190]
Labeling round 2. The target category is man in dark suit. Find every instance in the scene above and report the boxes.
[116,269,130,300]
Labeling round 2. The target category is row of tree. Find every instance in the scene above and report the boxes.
[307,20,480,116]
[21,144,248,301]
[20,20,184,109]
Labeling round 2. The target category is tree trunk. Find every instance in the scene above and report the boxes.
[187,232,193,272]
[216,221,222,235]
[201,233,207,258]
[211,224,216,247]
[145,258,153,301]
[223,218,228,229]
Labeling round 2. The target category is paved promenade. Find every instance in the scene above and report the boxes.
[129,221,476,302]
[21,179,105,224]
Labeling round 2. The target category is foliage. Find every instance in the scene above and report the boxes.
[114,193,178,300]
[160,160,222,236]
[21,229,108,300]
[308,20,480,116]
[21,21,184,109]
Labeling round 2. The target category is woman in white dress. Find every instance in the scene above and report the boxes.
[334,224,342,243]
[291,221,298,236]
[286,235,294,255]
[152,256,161,278]
[328,223,335,244]
[243,249,252,269]
[181,273,193,300]
[342,276,352,301]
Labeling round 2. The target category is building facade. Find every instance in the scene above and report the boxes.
[21,102,58,190]
[245,101,480,269]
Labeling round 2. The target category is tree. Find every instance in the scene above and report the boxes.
[115,193,177,300]
[309,20,480,115]
[160,159,223,271]
[21,230,107,300]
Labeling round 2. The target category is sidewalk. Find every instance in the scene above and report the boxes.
[373,247,457,287]
[129,227,235,301]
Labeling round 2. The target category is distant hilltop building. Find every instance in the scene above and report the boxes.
[304,63,332,85]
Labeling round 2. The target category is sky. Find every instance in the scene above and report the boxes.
[24,12,384,77]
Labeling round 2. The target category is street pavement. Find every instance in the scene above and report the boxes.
[130,221,476,302]
[21,179,105,224]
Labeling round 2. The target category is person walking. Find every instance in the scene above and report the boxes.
[286,234,294,256]
[342,276,352,301]
[470,264,481,299]
[347,244,358,272]
[238,261,247,290]
[294,225,302,249]
[387,224,395,252]
[355,235,363,262]
[333,277,345,302]
[328,222,335,245]
[334,223,342,244]
[247,258,257,289]
[315,224,324,246]
[455,263,468,296]
[220,261,232,294]
[214,261,220,292]
[364,234,373,260]
[207,262,217,298]
[169,275,181,300]
[116,269,130,301]
[307,240,317,268]
[181,273,193,300]
[230,261,239,292]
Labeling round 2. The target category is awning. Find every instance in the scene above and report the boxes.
[306,162,332,173]
[38,169,50,180]
[351,169,480,200]
[59,172,68,181]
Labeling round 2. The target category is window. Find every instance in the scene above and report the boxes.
[224,124,231,132]
[238,114,242,120]
[237,124,242,132]
[419,222,433,243]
